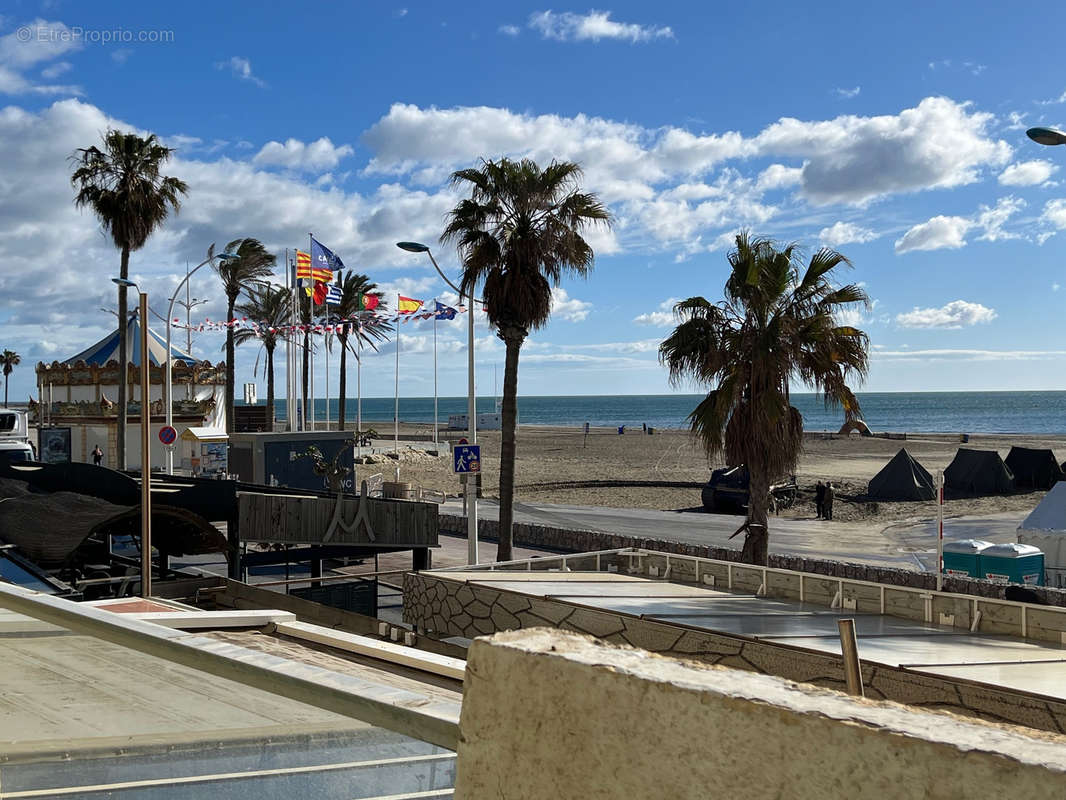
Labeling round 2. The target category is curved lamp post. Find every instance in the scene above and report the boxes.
[396,241,480,565]
[163,244,238,475]
[1027,127,1066,146]
[112,277,152,597]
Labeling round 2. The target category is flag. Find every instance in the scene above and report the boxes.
[359,293,380,311]
[434,301,457,320]
[398,295,424,314]
[295,249,330,285]
[313,282,329,306]
[310,237,344,280]
[325,284,343,305]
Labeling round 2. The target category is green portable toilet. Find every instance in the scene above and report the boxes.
[942,539,992,579]
[980,543,1045,586]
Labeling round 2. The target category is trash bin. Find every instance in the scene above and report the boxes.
[942,539,992,578]
[382,481,414,500]
[647,427,655,435]
[617,426,625,435]
[980,543,1044,585]
[960,433,970,443]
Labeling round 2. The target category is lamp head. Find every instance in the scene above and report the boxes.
[112,278,138,288]
[1027,127,1066,146]
[396,241,430,253]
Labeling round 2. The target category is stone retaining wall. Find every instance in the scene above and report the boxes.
[439,513,1066,606]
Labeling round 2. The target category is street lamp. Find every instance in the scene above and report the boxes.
[1027,127,1066,147]
[112,277,153,598]
[396,241,480,565]
[163,245,238,475]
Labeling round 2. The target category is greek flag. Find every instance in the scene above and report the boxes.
[325,284,343,305]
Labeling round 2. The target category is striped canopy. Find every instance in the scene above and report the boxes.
[63,314,199,367]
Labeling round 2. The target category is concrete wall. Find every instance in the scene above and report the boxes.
[455,628,1066,799]
[438,513,1066,606]
[404,571,1066,732]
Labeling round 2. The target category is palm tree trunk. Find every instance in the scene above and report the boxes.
[117,245,130,470]
[742,469,771,565]
[338,333,348,429]
[224,295,236,434]
[497,331,524,562]
[265,343,275,429]
[3,370,8,408]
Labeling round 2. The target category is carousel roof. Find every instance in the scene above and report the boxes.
[63,314,199,367]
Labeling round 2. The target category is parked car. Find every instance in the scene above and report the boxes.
[701,465,798,512]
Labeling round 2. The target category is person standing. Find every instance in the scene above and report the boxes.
[823,482,835,521]
[91,444,103,466]
[815,481,826,519]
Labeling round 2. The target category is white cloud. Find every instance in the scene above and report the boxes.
[0,19,82,95]
[215,56,266,88]
[499,24,520,36]
[998,160,1057,186]
[633,297,679,326]
[818,221,877,247]
[528,10,674,43]
[835,86,860,99]
[974,196,1024,242]
[550,287,592,322]
[1054,283,1061,292]
[873,348,1065,362]
[755,163,803,191]
[1042,198,1066,229]
[253,137,354,171]
[895,300,997,329]
[894,215,971,253]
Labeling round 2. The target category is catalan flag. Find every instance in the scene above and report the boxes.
[296,249,332,284]
[398,295,424,314]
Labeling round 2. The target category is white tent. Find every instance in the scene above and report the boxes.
[1017,482,1066,587]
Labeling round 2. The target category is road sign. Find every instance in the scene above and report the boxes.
[453,444,481,474]
[458,437,468,445]
[158,425,177,445]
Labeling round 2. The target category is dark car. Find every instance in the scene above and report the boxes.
[701,465,798,512]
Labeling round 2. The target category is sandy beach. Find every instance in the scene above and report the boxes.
[367,424,1064,532]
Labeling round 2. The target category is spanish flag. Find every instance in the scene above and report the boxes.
[397,295,424,314]
[296,250,332,283]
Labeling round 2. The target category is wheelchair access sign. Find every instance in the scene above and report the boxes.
[453,444,481,474]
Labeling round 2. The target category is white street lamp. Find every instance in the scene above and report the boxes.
[163,245,238,475]
[397,241,481,566]
[1027,127,1066,146]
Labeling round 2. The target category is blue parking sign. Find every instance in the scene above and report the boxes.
[453,444,481,474]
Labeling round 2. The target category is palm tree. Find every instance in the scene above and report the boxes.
[442,158,611,561]
[216,239,277,433]
[234,283,291,425]
[332,272,391,428]
[0,350,20,408]
[659,233,870,565]
[71,130,187,469]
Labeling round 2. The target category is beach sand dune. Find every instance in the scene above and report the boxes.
[371,425,1065,528]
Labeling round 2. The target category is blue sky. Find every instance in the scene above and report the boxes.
[4,1,1066,404]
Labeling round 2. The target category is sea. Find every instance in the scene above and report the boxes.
[262,391,1066,435]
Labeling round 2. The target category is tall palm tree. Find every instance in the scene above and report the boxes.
[0,350,20,408]
[660,233,870,565]
[71,130,187,468]
[233,283,291,426]
[442,158,611,561]
[216,239,276,433]
[332,271,391,428]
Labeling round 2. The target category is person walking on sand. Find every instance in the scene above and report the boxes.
[92,444,103,466]
[823,482,835,521]
[815,481,826,519]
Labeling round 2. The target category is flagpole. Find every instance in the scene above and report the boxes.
[324,307,330,431]
[284,249,292,432]
[357,325,362,451]
[433,298,438,447]
[394,293,400,454]
[308,233,316,432]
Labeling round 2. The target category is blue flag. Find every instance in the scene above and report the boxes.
[310,237,345,275]
[434,301,457,320]
[325,284,343,305]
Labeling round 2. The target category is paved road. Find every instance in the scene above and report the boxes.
[883,511,1027,571]
[441,498,930,570]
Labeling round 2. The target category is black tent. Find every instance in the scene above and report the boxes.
[944,449,1014,495]
[1005,446,1063,490]
[867,448,936,501]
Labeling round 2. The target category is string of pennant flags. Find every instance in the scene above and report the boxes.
[173,302,470,336]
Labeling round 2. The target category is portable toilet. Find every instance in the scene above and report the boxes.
[980,543,1045,586]
[942,539,993,579]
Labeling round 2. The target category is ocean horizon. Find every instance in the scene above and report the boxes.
[249,390,1066,435]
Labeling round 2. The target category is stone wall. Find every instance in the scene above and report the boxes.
[455,629,1066,799]
[405,571,1066,733]
[439,513,1066,606]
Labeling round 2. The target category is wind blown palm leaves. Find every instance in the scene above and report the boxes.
[442,158,611,561]
[71,130,187,467]
[1,350,20,409]
[330,271,391,428]
[234,283,291,425]
[659,233,869,565]
[216,238,276,432]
